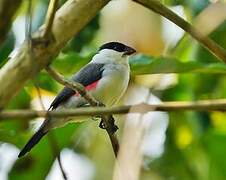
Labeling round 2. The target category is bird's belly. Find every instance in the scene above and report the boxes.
[91,70,129,106]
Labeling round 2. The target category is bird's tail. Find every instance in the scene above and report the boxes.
[18,124,48,158]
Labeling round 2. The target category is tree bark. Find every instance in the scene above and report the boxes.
[2,99,226,119]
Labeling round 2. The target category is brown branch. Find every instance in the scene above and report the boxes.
[133,0,226,63]
[0,0,22,46]
[34,84,67,180]
[24,0,66,177]
[42,0,59,39]
[46,66,119,157]
[41,2,67,178]
[48,133,67,180]
[1,99,226,119]
[45,66,99,106]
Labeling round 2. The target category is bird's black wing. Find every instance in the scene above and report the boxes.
[18,63,105,158]
[50,63,105,109]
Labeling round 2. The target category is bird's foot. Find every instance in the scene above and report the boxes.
[99,118,118,134]
[99,119,106,129]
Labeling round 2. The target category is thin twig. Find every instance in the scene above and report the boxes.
[48,133,67,180]
[45,66,120,157]
[133,0,226,63]
[25,0,32,41]
[25,1,66,176]
[45,66,99,106]
[36,1,66,178]
[108,133,119,157]
[34,84,45,110]
[2,99,226,119]
[33,83,67,180]
[42,0,58,39]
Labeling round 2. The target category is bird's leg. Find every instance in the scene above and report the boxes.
[99,119,106,129]
[96,101,106,128]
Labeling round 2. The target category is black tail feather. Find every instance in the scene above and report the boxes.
[18,127,48,158]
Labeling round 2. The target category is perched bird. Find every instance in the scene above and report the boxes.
[18,42,136,158]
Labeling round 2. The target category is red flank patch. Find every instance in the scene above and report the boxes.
[85,80,99,91]
[74,80,99,96]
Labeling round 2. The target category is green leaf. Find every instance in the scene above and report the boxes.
[130,54,226,75]
[0,32,15,67]
[68,15,100,52]
[52,52,226,76]
[6,88,31,109]
[8,123,80,180]
[202,130,226,179]
[52,52,92,75]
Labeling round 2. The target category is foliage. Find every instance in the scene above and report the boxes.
[1,0,226,180]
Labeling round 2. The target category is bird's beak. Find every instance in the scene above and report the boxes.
[123,46,136,56]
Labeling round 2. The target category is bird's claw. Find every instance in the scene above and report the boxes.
[99,120,106,129]
[99,119,118,134]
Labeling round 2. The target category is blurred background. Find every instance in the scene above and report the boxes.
[1,0,226,179]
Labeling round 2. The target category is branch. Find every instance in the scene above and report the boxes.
[1,99,226,119]
[0,0,110,109]
[48,133,67,180]
[45,66,99,106]
[40,2,67,179]
[133,0,226,63]
[42,0,59,39]
[34,82,67,180]
[46,66,119,156]
[0,0,22,46]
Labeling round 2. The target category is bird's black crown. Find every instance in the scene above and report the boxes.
[99,42,136,55]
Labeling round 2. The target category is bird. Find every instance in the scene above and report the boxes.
[18,41,136,158]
